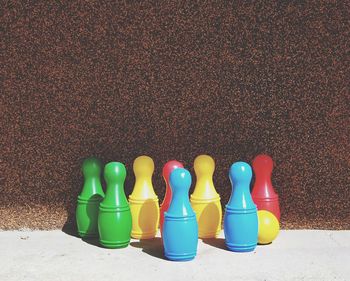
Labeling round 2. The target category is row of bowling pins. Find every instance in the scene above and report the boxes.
[76,154,280,259]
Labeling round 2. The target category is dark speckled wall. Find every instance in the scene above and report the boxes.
[1,1,349,230]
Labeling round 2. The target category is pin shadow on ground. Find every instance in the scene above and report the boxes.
[62,218,80,238]
[130,238,166,260]
[201,238,227,251]
[62,222,105,248]
[82,237,106,248]
[61,209,103,247]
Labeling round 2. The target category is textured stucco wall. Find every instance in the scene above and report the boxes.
[1,1,349,229]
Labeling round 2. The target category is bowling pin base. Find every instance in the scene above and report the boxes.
[131,231,157,240]
[76,196,103,239]
[258,242,272,245]
[100,239,130,249]
[165,252,196,261]
[129,197,160,240]
[225,242,257,252]
[163,214,198,262]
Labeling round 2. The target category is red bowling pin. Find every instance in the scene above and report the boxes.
[160,160,184,234]
[251,154,280,220]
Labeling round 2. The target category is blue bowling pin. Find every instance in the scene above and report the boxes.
[163,168,198,261]
[224,162,258,252]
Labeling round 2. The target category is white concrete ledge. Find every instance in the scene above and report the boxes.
[1,230,349,281]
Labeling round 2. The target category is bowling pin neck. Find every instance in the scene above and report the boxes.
[103,182,128,207]
[254,169,273,185]
[80,177,104,198]
[252,156,277,198]
[167,168,194,217]
[161,181,172,204]
[130,177,157,199]
[166,190,195,217]
[254,172,273,188]
[227,182,255,210]
[252,179,278,198]
[161,160,184,205]
[191,177,219,200]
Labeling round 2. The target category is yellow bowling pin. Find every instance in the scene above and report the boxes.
[129,156,159,239]
[190,155,222,238]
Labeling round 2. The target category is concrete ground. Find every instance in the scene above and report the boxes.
[0,230,349,281]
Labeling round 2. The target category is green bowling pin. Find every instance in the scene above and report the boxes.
[98,162,132,248]
[76,157,105,238]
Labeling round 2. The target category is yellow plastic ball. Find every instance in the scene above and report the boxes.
[258,210,280,244]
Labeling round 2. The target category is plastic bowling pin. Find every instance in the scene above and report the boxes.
[129,156,159,239]
[163,168,198,261]
[160,160,184,234]
[76,157,105,238]
[98,162,132,248]
[190,155,222,238]
[224,162,258,252]
[251,154,280,220]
